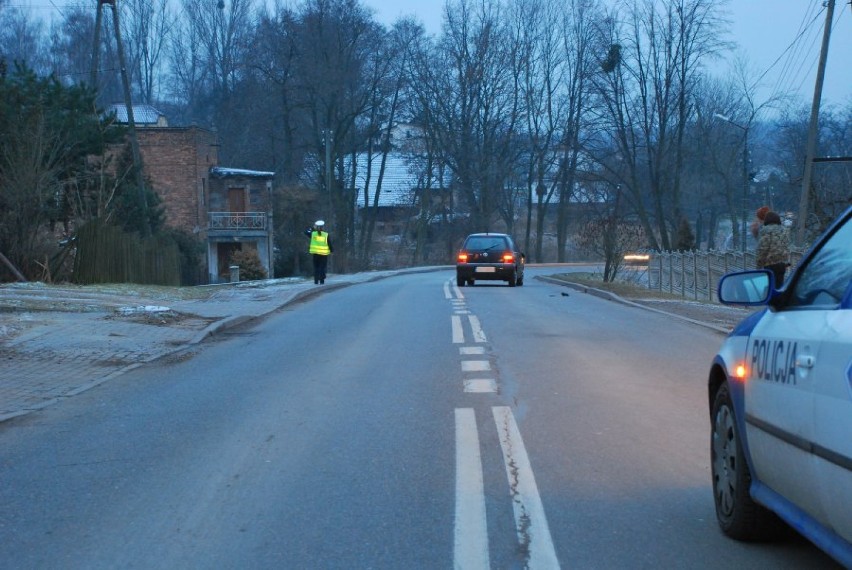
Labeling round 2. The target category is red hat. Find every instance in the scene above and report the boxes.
[756,206,770,220]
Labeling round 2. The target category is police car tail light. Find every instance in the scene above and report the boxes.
[734,363,748,381]
[502,253,514,263]
[458,252,468,263]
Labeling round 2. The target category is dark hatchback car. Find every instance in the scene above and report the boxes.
[456,233,525,287]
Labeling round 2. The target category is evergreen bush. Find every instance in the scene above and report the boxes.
[229,248,267,281]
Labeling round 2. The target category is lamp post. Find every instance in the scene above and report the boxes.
[714,113,750,252]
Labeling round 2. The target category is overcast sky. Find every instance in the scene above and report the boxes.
[26,0,850,109]
[361,0,851,110]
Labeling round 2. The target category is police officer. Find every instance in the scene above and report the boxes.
[305,220,332,284]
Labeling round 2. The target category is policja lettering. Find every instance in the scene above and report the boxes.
[750,338,798,384]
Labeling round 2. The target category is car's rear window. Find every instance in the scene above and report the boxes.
[464,236,508,251]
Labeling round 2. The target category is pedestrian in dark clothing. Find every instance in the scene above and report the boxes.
[305,220,332,284]
[756,211,789,286]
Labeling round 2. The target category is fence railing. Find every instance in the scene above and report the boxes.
[647,249,805,301]
[208,212,267,230]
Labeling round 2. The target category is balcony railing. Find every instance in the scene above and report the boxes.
[208,211,267,230]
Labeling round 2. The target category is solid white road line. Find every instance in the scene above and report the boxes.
[444,281,452,299]
[453,282,464,299]
[452,316,465,344]
[455,409,490,570]
[468,315,487,343]
[492,407,560,569]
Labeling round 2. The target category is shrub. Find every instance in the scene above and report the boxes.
[229,248,267,281]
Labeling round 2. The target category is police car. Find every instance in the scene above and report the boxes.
[707,206,851,566]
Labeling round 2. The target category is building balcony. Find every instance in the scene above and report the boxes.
[208,211,268,231]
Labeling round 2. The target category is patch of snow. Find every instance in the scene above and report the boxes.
[116,305,172,315]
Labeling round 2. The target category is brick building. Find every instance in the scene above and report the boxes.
[114,106,275,284]
[136,127,218,234]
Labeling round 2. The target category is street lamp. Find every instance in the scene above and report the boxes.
[714,113,750,252]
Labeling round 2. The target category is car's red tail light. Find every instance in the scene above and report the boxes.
[458,252,468,263]
[502,253,514,263]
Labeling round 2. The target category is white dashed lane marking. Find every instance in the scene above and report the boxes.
[464,379,497,393]
[461,361,491,373]
[452,315,465,344]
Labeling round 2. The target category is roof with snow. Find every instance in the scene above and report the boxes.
[105,103,168,126]
[210,167,275,179]
[350,153,450,208]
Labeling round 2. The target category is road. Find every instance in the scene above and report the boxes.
[0,268,839,568]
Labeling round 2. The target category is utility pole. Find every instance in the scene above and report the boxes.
[91,0,151,237]
[713,113,750,252]
[324,128,333,273]
[324,129,333,223]
[796,0,835,246]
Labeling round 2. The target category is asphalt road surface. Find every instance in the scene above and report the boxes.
[0,268,840,568]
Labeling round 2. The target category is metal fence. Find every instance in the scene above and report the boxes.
[208,212,267,230]
[648,249,805,301]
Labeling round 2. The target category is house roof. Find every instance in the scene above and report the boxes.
[210,167,275,179]
[351,153,450,208]
[105,103,167,126]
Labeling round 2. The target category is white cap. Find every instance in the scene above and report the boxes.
[315,220,325,227]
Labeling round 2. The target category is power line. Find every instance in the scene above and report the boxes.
[751,4,823,101]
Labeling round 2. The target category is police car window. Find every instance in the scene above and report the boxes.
[788,217,852,308]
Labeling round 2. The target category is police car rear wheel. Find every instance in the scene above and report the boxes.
[711,382,782,541]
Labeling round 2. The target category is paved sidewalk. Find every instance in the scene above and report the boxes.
[0,270,429,423]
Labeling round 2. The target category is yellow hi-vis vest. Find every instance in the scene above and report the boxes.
[309,231,331,255]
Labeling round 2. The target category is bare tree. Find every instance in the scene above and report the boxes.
[48,6,123,104]
[169,0,254,129]
[592,0,727,251]
[356,18,424,267]
[510,0,565,260]
[0,7,50,76]
[122,0,174,104]
[413,0,522,234]
[165,1,209,123]
[774,102,852,239]
[552,0,599,262]
[248,5,306,179]
[289,0,388,270]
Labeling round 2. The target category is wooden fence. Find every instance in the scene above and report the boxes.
[72,220,181,285]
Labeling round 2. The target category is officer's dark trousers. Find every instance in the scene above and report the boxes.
[312,254,328,284]
[765,262,787,288]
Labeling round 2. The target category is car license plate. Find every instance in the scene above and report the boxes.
[475,267,496,273]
